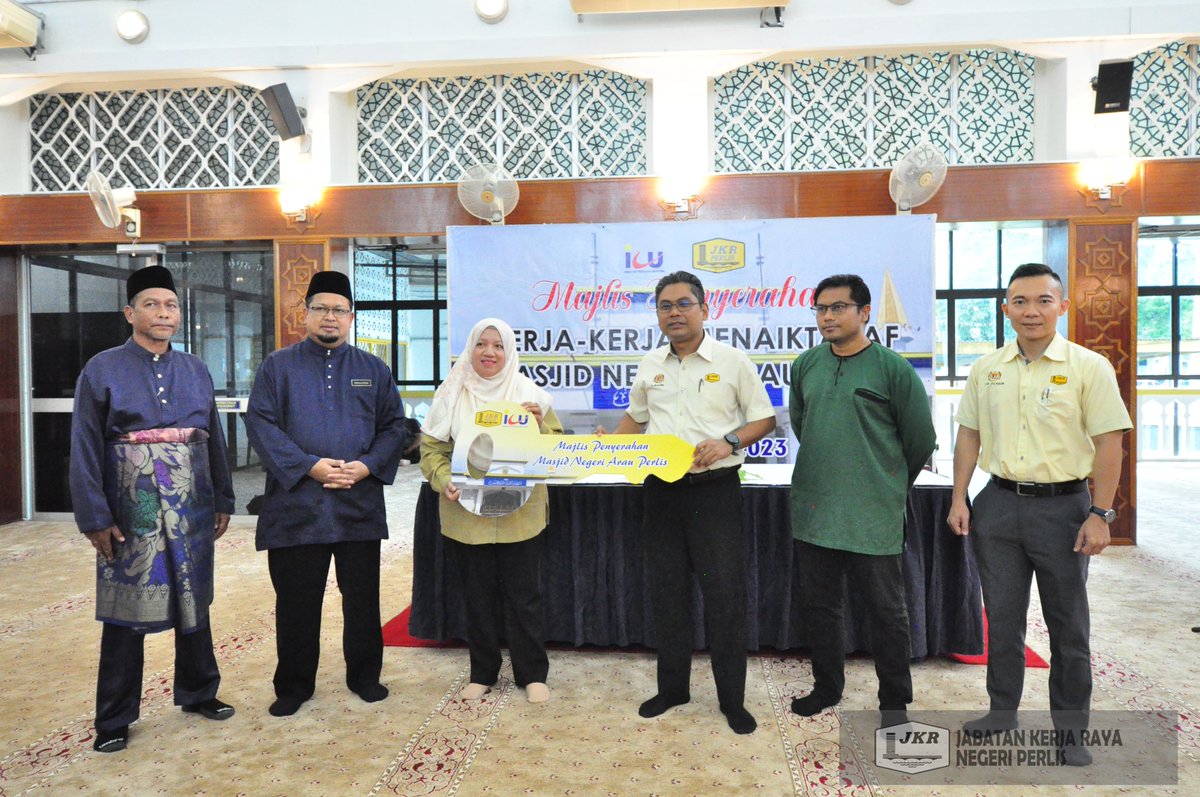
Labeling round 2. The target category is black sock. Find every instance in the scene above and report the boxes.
[269,695,307,717]
[354,683,389,703]
[790,692,839,717]
[723,706,757,734]
[93,726,129,753]
[638,693,689,718]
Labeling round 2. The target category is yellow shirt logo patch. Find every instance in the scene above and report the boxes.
[1051,375,1068,385]
[988,371,1003,382]
[653,373,665,384]
[705,373,721,383]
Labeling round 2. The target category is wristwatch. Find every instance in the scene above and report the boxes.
[1088,505,1117,524]
[723,432,741,453]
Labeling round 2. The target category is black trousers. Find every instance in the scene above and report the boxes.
[794,539,913,710]
[95,620,221,732]
[643,470,748,711]
[267,540,383,700]
[448,535,549,687]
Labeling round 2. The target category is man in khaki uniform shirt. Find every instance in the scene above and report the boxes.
[606,270,776,735]
[948,263,1132,766]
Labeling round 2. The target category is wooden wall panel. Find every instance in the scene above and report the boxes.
[1141,159,1200,216]
[1069,220,1137,544]
[274,240,328,350]
[3,158,1197,246]
[0,254,19,524]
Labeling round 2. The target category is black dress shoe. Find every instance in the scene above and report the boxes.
[93,726,129,753]
[182,698,236,720]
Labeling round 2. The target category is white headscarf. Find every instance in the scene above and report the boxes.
[422,317,552,443]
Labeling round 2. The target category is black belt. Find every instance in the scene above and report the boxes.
[990,475,1088,497]
[662,465,740,487]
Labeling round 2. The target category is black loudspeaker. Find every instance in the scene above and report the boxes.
[260,83,306,140]
[1092,59,1134,114]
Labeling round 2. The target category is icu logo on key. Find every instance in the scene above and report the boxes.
[704,373,721,383]
[475,410,532,428]
[624,246,664,270]
[1051,375,1068,385]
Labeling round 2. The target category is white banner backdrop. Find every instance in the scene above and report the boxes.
[447,215,934,459]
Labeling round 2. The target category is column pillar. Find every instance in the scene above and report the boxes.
[1068,219,1137,543]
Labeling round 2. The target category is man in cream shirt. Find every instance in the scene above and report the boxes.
[948,263,1132,766]
[605,270,775,735]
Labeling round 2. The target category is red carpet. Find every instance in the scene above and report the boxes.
[386,605,1048,667]
[382,606,459,648]
[948,610,1049,668]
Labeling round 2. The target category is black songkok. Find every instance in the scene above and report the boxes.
[126,266,177,304]
[305,271,354,304]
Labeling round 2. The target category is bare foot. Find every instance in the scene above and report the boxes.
[526,682,550,703]
[461,683,488,700]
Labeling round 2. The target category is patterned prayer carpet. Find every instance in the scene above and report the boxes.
[0,463,1196,796]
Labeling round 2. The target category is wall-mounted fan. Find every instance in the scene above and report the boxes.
[85,170,141,239]
[457,163,519,225]
[888,144,947,214]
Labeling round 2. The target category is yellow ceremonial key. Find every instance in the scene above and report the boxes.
[449,401,695,517]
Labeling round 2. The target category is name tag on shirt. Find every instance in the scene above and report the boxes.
[351,379,373,387]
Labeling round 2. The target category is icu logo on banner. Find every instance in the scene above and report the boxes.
[693,238,745,273]
[475,410,533,427]
[624,247,664,270]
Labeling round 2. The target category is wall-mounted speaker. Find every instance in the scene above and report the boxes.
[1092,59,1134,114]
[260,83,306,140]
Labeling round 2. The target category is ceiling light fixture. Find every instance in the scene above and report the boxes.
[116,9,149,44]
[475,0,508,24]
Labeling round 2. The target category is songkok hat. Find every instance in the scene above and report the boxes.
[305,271,353,304]
[127,265,177,303]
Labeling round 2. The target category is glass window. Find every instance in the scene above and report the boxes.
[950,228,999,288]
[1181,295,1200,376]
[1137,295,1172,377]
[353,237,448,391]
[1000,227,1044,271]
[1179,239,1200,287]
[1138,237,1174,285]
[954,298,998,375]
[934,298,948,377]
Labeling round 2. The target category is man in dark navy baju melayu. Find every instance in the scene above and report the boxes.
[246,270,406,717]
[70,265,236,753]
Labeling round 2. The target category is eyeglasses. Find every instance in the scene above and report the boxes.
[811,302,862,317]
[308,305,352,318]
[655,298,701,314]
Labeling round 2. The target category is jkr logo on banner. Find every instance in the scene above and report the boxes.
[693,238,745,273]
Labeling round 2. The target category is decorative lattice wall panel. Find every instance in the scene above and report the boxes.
[358,70,647,183]
[30,87,280,192]
[714,48,1035,172]
[1130,41,1200,158]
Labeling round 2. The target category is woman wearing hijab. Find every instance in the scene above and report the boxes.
[420,318,562,703]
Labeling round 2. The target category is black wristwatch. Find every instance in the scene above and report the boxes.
[1088,505,1117,524]
[723,432,741,453]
